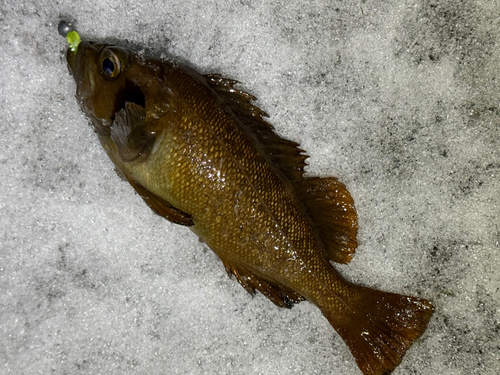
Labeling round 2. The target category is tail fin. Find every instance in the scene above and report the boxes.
[324,286,434,375]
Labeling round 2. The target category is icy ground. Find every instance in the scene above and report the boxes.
[1,1,499,374]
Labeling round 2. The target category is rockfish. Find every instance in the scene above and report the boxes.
[62,26,433,375]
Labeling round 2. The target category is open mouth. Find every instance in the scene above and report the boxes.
[112,81,146,122]
[90,84,145,137]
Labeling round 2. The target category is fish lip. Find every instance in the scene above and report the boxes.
[65,42,87,94]
[66,47,77,78]
[65,41,96,85]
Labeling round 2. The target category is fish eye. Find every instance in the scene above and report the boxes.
[100,48,122,79]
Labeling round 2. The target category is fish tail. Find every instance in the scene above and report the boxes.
[323,285,434,375]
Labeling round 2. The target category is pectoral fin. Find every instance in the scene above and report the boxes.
[109,102,192,226]
[110,102,155,162]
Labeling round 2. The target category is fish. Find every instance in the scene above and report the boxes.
[62,28,434,375]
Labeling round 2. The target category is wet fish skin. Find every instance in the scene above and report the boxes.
[65,40,434,375]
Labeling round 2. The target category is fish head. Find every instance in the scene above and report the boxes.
[66,41,168,137]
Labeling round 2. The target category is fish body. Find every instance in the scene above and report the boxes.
[65,40,433,375]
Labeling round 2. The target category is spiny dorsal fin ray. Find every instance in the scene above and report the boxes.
[204,74,308,184]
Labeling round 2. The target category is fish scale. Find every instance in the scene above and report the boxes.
[63,33,434,375]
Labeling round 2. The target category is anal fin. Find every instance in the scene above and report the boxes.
[223,261,304,308]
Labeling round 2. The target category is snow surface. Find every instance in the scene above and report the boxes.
[1,0,499,374]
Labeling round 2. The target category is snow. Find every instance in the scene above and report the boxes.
[1,0,499,374]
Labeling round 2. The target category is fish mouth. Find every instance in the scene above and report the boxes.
[114,81,146,116]
[66,42,146,134]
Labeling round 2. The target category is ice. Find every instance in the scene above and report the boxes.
[1,1,499,374]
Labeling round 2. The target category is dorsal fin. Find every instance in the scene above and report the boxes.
[205,74,357,263]
[298,177,358,264]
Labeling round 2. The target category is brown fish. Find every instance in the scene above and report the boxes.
[63,33,434,375]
